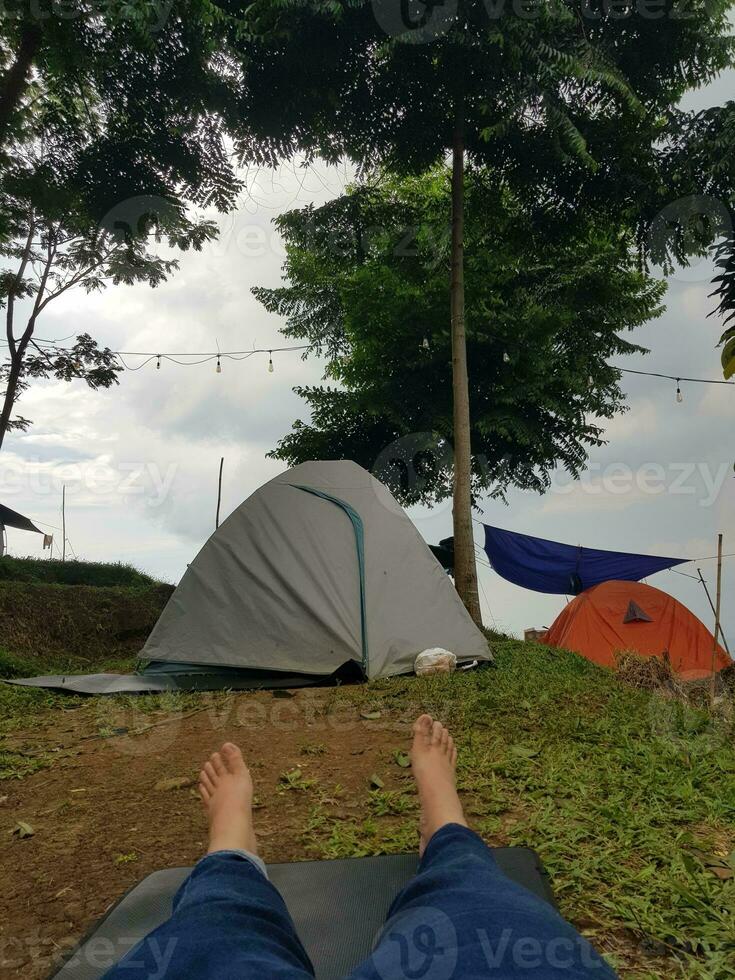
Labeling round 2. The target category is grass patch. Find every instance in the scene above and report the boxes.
[0,746,53,780]
[279,767,317,792]
[0,659,87,734]
[0,619,732,976]
[0,581,170,663]
[303,643,735,977]
[0,556,166,589]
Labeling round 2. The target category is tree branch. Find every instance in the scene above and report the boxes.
[0,24,42,147]
[31,227,58,319]
[36,246,117,312]
[6,214,35,357]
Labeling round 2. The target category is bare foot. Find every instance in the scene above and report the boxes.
[411,714,468,856]
[198,742,257,856]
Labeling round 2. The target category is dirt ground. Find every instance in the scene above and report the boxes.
[0,689,424,979]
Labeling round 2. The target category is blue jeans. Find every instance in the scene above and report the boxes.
[104,824,618,978]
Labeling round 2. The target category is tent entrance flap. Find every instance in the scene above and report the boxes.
[291,484,368,674]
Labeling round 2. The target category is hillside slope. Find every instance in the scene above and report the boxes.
[0,581,171,672]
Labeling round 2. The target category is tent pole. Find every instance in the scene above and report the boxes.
[710,534,723,704]
[0,523,4,557]
[216,457,224,529]
[698,566,730,656]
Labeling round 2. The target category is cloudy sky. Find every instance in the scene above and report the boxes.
[2,74,734,650]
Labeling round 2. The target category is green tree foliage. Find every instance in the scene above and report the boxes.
[682,104,735,380]
[239,0,734,621]
[0,124,217,447]
[639,100,735,380]
[255,172,666,504]
[0,1,244,214]
[714,243,735,379]
[238,0,733,178]
[0,2,237,446]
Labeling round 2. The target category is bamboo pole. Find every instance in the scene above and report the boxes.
[215,457,224,529]
[710,534,723,704]
[61,484,66,562]
[697,567,730,656]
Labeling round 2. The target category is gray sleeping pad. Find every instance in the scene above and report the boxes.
[50,850,554,980]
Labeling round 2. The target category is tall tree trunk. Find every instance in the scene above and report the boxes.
[1,217,36,451]
[0,24,41,147]
[450,104,482,626]
[0,345,27,451]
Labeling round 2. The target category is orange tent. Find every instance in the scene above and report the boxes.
[542,580,731,680]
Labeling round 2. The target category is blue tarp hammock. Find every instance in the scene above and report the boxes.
[482,525,688,595]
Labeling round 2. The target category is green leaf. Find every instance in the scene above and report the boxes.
[13,820,34,839]
[721,336,735,379]
[681,853,700,877]
[369,774,384,789]
[393,751,411,768]
[360,710,382,720]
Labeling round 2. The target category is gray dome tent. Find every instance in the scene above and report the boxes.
[142,460,491,682]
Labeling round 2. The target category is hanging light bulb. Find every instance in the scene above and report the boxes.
[216,356,222,374]
[422,337,430,350]
[503,351,511,364]
[156,355,161,370]
[268,351,274,373]
[588,374,594,388]
[676,380,683,403]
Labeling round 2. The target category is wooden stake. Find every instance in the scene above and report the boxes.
[216,457,224,529]
[61,484,66,562]
[710,534,723,704]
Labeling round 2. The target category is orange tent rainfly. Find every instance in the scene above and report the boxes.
[542,580,731,680]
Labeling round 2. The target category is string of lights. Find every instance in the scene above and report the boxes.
[617,367,733,385]
[1,337,320,374]
[615,365,734,404]
[114,344,316,373]
[4,336,734,394]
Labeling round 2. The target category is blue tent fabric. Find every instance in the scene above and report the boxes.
[482,525,688,595]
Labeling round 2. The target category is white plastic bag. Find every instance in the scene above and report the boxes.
[414,648,457,676]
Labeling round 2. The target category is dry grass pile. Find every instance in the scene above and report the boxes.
[615,649,734,723]
[614,649,683,696]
